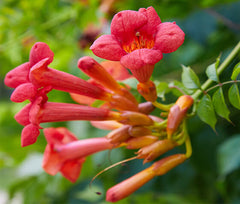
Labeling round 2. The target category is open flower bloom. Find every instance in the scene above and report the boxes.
[4,42,54,103]
[15,96,120,147]
[91,6,185,82]
[42,127,115,182]
[4,6,192,202]
[42,127,85,182]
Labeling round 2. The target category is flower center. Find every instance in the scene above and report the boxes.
[123,32,154,53]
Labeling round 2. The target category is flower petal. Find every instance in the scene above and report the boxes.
[121,49,162,70]
[111,10,147,44]
[100,61,132,81]
[4,62,30,88]
[21,124,40,147]
[42,145,63,175]
[60,158,85,183]
[29,42,54,67]
[10,83,38,102]
[154,22,185,53]
[138,6,161,37]
[120,49,162,82]
[90,35,126,61]
[14,104,31,126]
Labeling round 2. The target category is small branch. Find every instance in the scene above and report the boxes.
[191,41,240,100]
[205,80,240,93]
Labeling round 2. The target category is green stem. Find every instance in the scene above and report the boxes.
[185,135,192,158]
[152,101,173,111]
[205,80,240,93]
[191,41,240,100]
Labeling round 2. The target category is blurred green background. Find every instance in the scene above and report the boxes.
[1,0,240,203]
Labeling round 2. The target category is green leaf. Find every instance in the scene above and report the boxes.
[228,84,240,110]
[169,80,194,95]
[156,81,170,100]
[212,87,230,122]
[206,63,219,82]
[181,65,201,90]
[217,135,240,177]
[231,62,240,80]
[197,94,217,130]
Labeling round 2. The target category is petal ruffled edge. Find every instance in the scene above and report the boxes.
[29,42,54,67]
[4,62,30,88]
[120,49,163,70]
[120,49,162,83]
[111,10,147,44]
[138,6,161,37]
[154,22,185,53]
[90,35,126,61]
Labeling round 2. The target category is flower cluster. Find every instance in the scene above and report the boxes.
[4,6,193,202]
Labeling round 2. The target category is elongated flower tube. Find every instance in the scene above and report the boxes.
[78,56,123,93]
[70,60,133,106]
[91,6,185,82]
[30,58,138,111]
[167,95,194,137]
[56,137,115,160]
[42,127,85,182]
[15,96,120,147]
[30,58,111,101]
[106,165,156,202]
[152,154,187,175]
[78,57,138,105]
[106,154,186,202]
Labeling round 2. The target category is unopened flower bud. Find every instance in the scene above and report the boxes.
[138,102,155,114]
[119,111,153,126]
[90,120,123,130]
[106,166,155,202]
[167,95,193,137]
[106,125,130,144]
[137,139,177,163]
[109,94,138,111]
[152,154,186,175]
[125,135,159,149]
[128,126,152,137]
